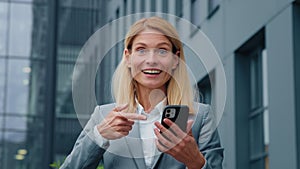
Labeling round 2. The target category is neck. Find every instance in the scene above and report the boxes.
[136,86,166,113]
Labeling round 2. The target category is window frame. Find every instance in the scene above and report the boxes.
[235,29,269,169]
[207,0,221,19]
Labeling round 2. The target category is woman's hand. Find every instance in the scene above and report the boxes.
[97,104,147,140]
[154,119,206,169]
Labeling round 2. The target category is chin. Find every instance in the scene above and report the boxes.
[141,83,166,90]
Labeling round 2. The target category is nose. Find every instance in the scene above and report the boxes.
[145,50,158,65]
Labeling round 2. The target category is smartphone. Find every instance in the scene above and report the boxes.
[161,105,189,132]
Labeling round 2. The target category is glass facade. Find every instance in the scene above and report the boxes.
[0,59,5,113]
[0,2,8,56]
[0,0,48,168]
[0,0,101,168]
[54,0,100,164]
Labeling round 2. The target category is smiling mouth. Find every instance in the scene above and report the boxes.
[142,69,162,75]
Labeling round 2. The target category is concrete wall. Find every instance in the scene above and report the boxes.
[266,5,297,169]
[196,1,298,168]
[101,0,299,168]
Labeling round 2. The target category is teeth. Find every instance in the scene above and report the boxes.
[143,70,161,74]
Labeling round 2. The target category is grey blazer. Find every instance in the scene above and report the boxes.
[60,103,223,169]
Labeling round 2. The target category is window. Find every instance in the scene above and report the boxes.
[0,1,48,168]
[191,0,201,27]
[131,0,135,13]
[140,0,145,12]
[0,2,8,56]
[208,0,221,18]
[175,0,183,17]
[54,0,101,166]
[150,0,156,12]
[9,3,33,57]
[235,29,269,169]
[115,8,121,67]
[123,0,127,30]
[162,0,168,13]
[198,75,212,104]
[248,48,269,169]
[123,0,127,16]
[0,59,4,113]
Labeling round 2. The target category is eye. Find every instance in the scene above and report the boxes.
[158,49,168,55]
[136,48,146,55]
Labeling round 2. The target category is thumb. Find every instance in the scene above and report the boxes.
[113,103,129,112]
[186,120,194,136]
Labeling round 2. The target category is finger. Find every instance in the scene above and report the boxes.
[113,118,135,126]
[113,103,129,112]
[119,112,147,121]
[155,139,169,153]
[163,118,186,139]
[113,131,129,138]
[154,122,179,143]
[114,125,132,132]
[154,128,175,149]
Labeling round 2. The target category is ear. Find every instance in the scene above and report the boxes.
[124,49,131,68]
[172,51,180,70]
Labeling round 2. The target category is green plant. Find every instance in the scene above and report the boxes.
[49,160,61,169]
[97,165,104,169]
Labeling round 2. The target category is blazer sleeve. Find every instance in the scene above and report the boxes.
[60,106,106,169]
[196,104,224,169]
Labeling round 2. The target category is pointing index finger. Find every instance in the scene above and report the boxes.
[113,104,129,112]
[119,112,147,121]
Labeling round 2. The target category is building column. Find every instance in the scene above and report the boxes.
[266,4,298,169]
[293,2,300,168]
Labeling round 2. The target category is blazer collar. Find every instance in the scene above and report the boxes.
[126,121,164,169]
[125,121,146,168]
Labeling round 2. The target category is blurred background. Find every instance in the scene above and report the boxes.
[0,0,299,169]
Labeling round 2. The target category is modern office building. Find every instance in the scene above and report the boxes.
[0,0,299,169]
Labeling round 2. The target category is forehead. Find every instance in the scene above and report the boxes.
[132,29,172,47]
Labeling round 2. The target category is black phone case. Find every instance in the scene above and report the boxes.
[161,105,189,131]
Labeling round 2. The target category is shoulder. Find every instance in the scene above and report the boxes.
[194,102,210,116]
[192,102,212,127]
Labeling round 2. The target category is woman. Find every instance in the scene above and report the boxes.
[61,16,223,169]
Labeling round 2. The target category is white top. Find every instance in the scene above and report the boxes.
[93,99,166,168]
[136,99,166,168]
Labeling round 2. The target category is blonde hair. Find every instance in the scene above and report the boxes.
[112,16,197,113]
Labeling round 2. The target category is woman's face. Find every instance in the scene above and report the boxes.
[125,29,179,91]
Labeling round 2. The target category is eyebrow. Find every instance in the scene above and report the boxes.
[133,42,172,47]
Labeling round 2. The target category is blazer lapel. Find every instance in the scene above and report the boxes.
[125,121,147,169]
[151,149,163,169]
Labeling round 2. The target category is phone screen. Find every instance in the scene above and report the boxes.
[161,105,189,131]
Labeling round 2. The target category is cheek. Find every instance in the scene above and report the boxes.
[162,60,176,73]
[130,56,144,67]
[129,59,143,77]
